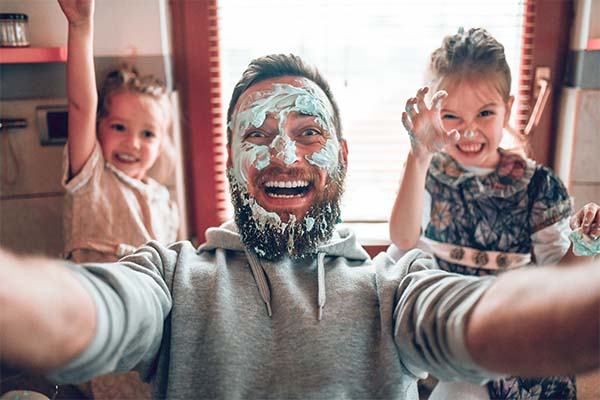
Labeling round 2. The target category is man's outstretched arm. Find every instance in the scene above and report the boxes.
[466,261,600,376]
[0,249,96,370]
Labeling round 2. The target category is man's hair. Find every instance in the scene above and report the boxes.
[226,54,342,145]
[427,27,512,102]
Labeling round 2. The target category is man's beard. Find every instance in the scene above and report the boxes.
[227,166,345,261]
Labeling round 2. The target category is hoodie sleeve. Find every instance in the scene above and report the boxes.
[392,249,505,384]
[46,241,175,384]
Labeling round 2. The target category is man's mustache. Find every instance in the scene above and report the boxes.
[253,164,322,186]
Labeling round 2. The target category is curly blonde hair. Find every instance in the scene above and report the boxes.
[97,66,169,120]
[427,27,511,102]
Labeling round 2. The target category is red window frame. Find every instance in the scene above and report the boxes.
[170,0,574,246]
[170,0,228,244]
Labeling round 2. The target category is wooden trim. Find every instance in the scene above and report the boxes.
[523,0,574,167]
[169,0,226,243]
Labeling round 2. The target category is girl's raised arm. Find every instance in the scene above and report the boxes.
[58,0,97,177]
[389,88,459,251]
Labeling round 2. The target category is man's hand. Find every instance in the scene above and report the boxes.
[0,247,96,370]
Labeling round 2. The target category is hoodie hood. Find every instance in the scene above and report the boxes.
[200,220,369,260]
[199,220,370,320]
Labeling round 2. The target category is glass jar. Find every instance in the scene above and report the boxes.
[0,13,30,47]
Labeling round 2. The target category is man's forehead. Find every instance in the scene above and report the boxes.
[235,76,331,112]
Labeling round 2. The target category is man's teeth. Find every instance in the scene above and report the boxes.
[264,180,309,188]
[270,193,301,198]
[264,180,310,198]
[458,143,483,153]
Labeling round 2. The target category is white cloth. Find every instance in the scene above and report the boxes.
[62,141,179,262]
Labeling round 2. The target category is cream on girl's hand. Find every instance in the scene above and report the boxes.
[401,87,460,159]
[570,202,600,240]
[58,0,94,27]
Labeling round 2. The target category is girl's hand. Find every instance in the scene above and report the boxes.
[58,0,94,26]
[402,87,460,159]
[570,202,600,240]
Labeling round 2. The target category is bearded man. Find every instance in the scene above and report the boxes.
[1,54,599,400]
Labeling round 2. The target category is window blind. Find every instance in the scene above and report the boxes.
[217,0,526,222]
[516,0,535,133]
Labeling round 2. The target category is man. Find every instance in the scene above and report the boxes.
[1,54,599,399]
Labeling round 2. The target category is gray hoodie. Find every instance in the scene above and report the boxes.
[48,222,501,399]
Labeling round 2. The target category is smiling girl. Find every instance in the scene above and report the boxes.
[58,1,179,397]
[388,27,598,399]
[59,0,178,265]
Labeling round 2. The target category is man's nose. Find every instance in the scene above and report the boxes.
[270,134,298,165]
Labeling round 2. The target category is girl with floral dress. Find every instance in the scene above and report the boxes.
[388,27,599,400]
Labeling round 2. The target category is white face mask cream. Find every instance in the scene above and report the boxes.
[227,77,345,259]
[230,77,339,187]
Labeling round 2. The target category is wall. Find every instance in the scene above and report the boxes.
[0,0,173,99]
[555,0,600,211]
[567,0,599,211]
[0,0,178,257]
[554,1,600,397]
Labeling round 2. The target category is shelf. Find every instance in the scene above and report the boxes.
[588,38,600,51]
[0,46,67,64]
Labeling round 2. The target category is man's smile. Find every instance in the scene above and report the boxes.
[263,179,312,198]
[255,174,318,216]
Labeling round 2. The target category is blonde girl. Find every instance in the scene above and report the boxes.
[389,27,598,399]
[59,0,179,264]
[58,0,179,398]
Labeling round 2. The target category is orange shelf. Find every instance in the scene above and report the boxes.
[588,38,600,51]
[0,46,67,64]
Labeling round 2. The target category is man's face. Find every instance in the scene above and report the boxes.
[227,76,347,259]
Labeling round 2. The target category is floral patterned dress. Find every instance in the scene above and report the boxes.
[424,149,576,399]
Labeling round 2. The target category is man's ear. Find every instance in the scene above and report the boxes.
[226,143,232,168]
[340,139,348,166]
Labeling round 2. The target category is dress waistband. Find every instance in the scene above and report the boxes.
[422,237,531,270]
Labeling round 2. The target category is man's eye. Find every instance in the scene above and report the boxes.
[302,128,321,137]
[479,110,494,117]
[111,123,126,132]
[142,130,156,139]
[245,131,266,139]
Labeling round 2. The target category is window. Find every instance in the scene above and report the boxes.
[217,0,526,223]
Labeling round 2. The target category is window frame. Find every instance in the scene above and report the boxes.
[520,0,574,167]
[170,0,227,244]
[170,0,574,248]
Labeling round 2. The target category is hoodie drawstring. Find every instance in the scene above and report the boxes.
[245,250,273,317]
[317,252,326,321]
[245,249,327,321]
